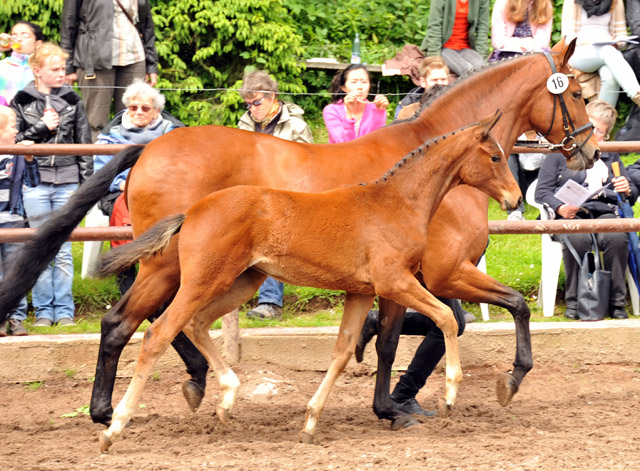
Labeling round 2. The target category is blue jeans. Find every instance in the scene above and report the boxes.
[22,183,77,322]
[570,44,640,107]
[257,277,284,307]
[0,242,28,321]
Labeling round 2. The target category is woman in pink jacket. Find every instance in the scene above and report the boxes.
[491,0,553,58]
[323,64,389,143]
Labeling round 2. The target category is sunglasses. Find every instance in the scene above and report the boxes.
[128,104,153,113]
[245,98,265,109]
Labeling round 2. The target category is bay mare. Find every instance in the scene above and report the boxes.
[97,114,521,450]
[0,39,599,429]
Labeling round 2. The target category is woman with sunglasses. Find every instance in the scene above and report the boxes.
[10,42,92,327]
[93,79,183,294]
[238,69,313,320]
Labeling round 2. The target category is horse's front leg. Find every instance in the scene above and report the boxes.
[380,275,462,416]
[372,298,419,429]
[300,293,375,444]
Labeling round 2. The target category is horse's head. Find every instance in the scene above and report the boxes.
[460,111,522,211]
[528,38,600,170]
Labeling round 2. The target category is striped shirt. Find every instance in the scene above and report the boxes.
[112,0,146,67]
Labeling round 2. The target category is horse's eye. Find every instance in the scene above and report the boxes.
[491,155,501,162]
[572,90,582,100]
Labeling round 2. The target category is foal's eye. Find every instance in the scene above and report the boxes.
[491,155,501,162]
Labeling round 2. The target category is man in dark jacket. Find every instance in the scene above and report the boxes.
[60,0,159,141]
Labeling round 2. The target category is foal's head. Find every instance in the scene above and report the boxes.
[458,112,522,212]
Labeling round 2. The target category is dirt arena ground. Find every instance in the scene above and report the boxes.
[2,359,640,471]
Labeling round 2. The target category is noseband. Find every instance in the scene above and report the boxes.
[541,51,594,156]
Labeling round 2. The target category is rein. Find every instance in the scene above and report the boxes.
[541,51,594,156]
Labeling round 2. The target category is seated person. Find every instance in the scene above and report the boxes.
[535,100,637,320]
[394,56,449,119]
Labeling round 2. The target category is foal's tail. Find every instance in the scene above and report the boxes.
[98,214,186,276]
[0,145,146,322]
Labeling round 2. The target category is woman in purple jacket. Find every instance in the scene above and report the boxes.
[322,64,388,143]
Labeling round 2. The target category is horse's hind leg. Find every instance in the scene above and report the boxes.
[300,293,375,444]
[181,269,267,424]
[90,260,179,426]
[433,260,533,406]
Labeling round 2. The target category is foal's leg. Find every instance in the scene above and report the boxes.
[432,260,532,406]
[181,269,267,424]
[299,293,375,444]
[379,275,462,416]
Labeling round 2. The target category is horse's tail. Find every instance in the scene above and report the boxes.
[98,214,186,276]
[0,145,146,322]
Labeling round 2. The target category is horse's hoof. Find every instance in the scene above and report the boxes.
[390,414,419,431]
[299,431,314,444]
[99,431,112,453]
[437,398,453,418]
[216,405,230,425]
[496,372,519,407]
[182,379,205,412]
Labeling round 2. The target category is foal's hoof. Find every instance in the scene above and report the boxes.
[299,431,314,444]
[98,431,112,453]
[496,372,519,407]
[182,379,205,412]
[390,414,420,431]
[216,405,230,425]
[437,398,453,418]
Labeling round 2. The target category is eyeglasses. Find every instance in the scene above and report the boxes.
[128,104,153,113]
[593,128,607,136]
[245,98,265,109]
[11,32,34,40]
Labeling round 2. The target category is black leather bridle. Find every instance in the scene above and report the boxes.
[541,51,594,157]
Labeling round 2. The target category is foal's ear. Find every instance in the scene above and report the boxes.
[479,110,502,140]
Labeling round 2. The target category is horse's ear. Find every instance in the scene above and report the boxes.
[551,36,577,69]
[479,110,502,140]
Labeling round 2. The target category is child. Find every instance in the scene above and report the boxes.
[0,106,39,336]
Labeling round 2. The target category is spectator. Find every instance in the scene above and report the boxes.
[60,0,159,141]
[11,42,92,327]
[323,64,389,143]
[506,132,548,221]
[0,106,40,336]
[394,56,449,119]
[238,70,313,320]
[535,100,637,320]
[94,79,183,295]
[0,21,44,104]
[491,0,553,60]
[562,0,640,107]
[421,0,490,76]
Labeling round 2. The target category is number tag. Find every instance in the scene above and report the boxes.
[547,73,569,94]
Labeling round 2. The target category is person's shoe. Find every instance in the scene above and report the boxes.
[33,318,53,327]
[0,321,6,337]
[507,210,524,221]
[8,319,28,336]
[564,308,579,320]
[57,318,76,327]
[355,310,378,363]
[464,311,476,323]
[246,303,282,319]
[390,396,436,417]
[609,307,629,320]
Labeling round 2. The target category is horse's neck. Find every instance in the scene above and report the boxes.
[411,60,537,151]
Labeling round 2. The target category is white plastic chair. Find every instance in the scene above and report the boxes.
[525,180,564,317]
[81,204,110,279]
[526,180,640,317]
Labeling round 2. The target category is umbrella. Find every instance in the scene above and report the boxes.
[612,162,640,291]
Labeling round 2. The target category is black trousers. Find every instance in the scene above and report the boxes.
[391,298,466,402]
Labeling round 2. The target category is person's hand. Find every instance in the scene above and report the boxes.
[373,94,389,110]
[613,176,631,196]
[0,33,11,52]
[119,181,126,192]
[146,73,158,87]
[64,73,77,85]
[343,92,362,119]
[557,204,580,219]
[41,109,60,131]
